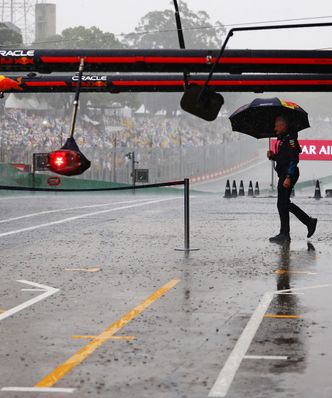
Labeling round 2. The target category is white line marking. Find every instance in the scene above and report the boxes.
[244,355,288,360]
[1,387,74,393]
[208,291,274,397]
[0,198,153,224]
[274,284,332,294]
[0,280,59,322]
[209,283,332,397]
[0,197,180,239]
[0,196,46,201]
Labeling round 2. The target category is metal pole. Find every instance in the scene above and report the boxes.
[32,153,36,174]
[175,178,199,252]
[1,0,5,22]
[69,58,84,139]
[112,137,117,182]
[184,177,190,250]
[23,0,27,44]
[172,0,190,89]
[132,151,135,189]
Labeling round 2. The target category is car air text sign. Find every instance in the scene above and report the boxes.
[270,140,332,161]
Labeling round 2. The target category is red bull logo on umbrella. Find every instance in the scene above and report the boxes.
[0,75,23,91]
[280,100,300,110]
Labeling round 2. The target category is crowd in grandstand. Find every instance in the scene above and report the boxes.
[0,107,237,156]
[1,105,329,182]
[0,104,257,182]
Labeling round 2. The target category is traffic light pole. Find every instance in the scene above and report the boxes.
[132,151,136,189]
[126,151,138,189]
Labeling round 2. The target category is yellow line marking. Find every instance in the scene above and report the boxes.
[35,278,180,388]
[275,269,288,275]
[71,335,136,341]
[275,269,317,276]
[264,314,300,319]
[64,268,101,273]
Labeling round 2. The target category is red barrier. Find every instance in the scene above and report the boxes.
[10,163,31,172]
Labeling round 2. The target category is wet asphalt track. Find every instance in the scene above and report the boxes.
[0,189,332,398]
[195,158,332,193]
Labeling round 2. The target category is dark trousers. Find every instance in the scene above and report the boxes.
[277,169,311,235]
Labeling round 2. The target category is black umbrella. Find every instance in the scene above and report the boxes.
[229,97,310,139]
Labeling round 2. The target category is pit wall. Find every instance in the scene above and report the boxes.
[0,164,129,190]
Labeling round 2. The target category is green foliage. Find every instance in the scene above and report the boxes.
[34,26,124,49]
[124,1,226,114]
[125,0,225,49]
[0,26,22,47]
[32,26,139,110]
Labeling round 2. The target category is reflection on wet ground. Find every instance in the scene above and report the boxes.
[226,234,332,398]
[0,193,331,398]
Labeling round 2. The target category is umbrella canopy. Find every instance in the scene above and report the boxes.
[229,97,310,139]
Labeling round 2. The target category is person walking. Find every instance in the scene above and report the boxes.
[267,115,317,244]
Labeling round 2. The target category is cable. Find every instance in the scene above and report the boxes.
[0,180,185,192]
[0,14,332,48]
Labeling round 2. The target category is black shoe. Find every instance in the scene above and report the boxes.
[269,233,291,244]
[307,218,317,238]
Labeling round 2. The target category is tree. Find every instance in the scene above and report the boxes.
[34,26,124,49]
[124,1,226,115]
[0,25,22,47]
[32,26,140,111]
[125,1,225,49]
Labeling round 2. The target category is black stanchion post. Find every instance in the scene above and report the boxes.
[184,177,190,250]
[175,178,199,252]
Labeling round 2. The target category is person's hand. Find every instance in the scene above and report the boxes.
[283,177,292,189]
[267,150,274,159]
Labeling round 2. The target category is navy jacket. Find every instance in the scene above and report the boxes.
[271,133,302,178]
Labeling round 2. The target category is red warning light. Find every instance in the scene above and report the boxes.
[48,150,81,175]
[54,155,65,167]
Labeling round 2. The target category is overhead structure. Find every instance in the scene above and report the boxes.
[1,49,332,74]
[0,19,332,123]
[2,73,332,93]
